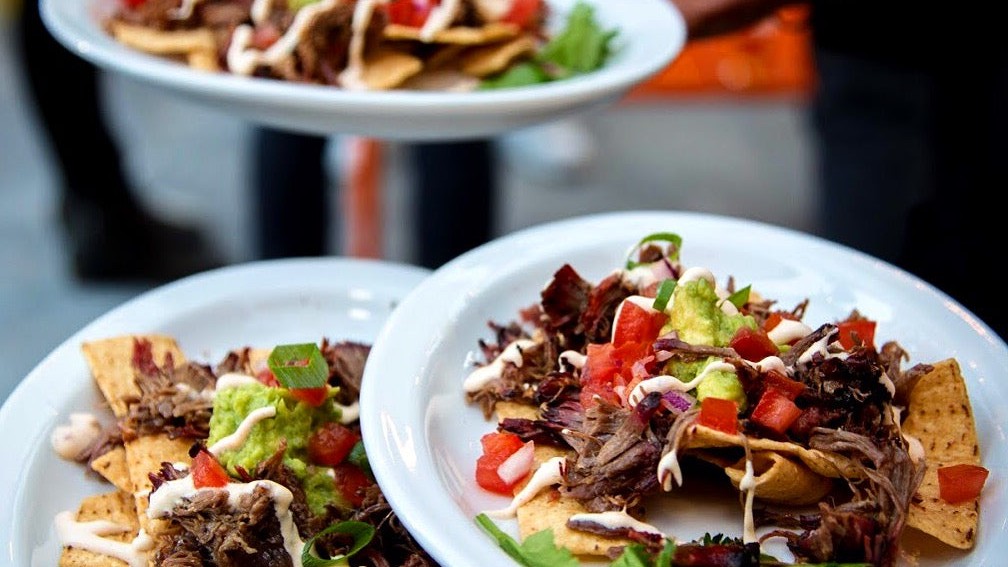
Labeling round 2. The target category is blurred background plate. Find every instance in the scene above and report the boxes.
[39,0,686,139]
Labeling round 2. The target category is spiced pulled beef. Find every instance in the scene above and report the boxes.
[122,338,217,441]
[540,264,592,343]
[153,483,295,567]
[561,393,664,511]
[321,339,371,404]
[75,422,125,468]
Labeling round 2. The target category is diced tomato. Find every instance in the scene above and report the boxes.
[289,387,328,407]
[309,422,361,467]
[750,389,803,435]
[579,341,652,408]
[500,0,542,28]
[251,23,281,49]
[763,312,798,333]
[696,397,739,435]
[837,319,877,350]
[730,326,779,362]
[256,368,280,387]
[937,464,989,504]
[475,431,525,495]
[331,462,373,507]
[386,0,439,27]
[612,300,668,348]
[192,449,230,488]
[761,369,805,400]
[122,0,146,9]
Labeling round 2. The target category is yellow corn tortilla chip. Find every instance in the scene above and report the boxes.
[383,22,520,45]
[91,446,133,494]
[360,48,424,90]
[902,358,982,549]
[82,334,184,417]
[186,49,220,72]
[517,489,633,557]
[682,423,862,480]
[108,20,217,55]
[59,490,139,567]
[124,434,193,533]
[460,35,537,78]
[722,451,833,506]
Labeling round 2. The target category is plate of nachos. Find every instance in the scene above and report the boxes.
[39,0,684,139]
[359,210,1007,566]
[0,256,433,566]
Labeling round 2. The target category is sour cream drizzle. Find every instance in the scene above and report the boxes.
[216,372,261,390]
[738,456,758,544]
[339,0,386,90]
[767,318,812,345]
[207,405,278,456]
[484,456,565,519]
[627,359,737,408]
[463,338,537,392]
[743,355,789,376]
[568,510,666,538]
[419,0,461,40]
[797,333,847,365]
[227,0,341,76]
[559,350,587,369]
[470,0,514,21]
[54,513,153,567]
[51,412,102,460]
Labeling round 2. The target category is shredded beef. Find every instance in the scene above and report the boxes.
[540,264,592,343]
[580,272,636,345]
[321,339,371,404]
[122,338,217,441]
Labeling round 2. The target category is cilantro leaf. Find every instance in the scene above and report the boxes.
[475,514,579,567]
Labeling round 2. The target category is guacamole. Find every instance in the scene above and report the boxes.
[662,279,754,409]
[208,382,342,514]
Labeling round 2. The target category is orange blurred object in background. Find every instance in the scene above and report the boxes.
[628,4,814,99]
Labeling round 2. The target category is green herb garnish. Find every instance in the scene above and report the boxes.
[267,343,329,389]
[301,521,374,567]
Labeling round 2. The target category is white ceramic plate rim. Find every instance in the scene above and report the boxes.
[39,0,686,138]
[0,256,431,566]
[360,210,1008,567]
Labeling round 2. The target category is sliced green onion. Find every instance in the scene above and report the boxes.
[346,440,372,480]
[267,343,329,389]
[725,285,751,310]
[301,521,374,567]
[625,232,683,269]
[652,279,677,312]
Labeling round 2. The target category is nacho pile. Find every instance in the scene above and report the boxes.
[53,334,434,566]
[465,232,989,566]
[103,0,617,92]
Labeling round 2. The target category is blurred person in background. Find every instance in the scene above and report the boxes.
[250,127,497,269]
[674,0,1007,339]
[15,0,223,283]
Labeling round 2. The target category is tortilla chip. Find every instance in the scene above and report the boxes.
[517,489,633,557]
[108,21,217,55]
[124,434,193,533]
[82,335,184,417]
[91,447,133,494]
[902,358,982,549]
[186,49,220,72]
[360,48,423,90]
[384,22,520,45]
[459,35,537,77]
[682,423,862,480]
[723,451,833,506]
[59,490,139,567]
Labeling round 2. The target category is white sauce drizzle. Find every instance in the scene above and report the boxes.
[215,372,262,390]
[338,0,386,90]
[629,359,737,408]
[419,0,461,41]
[891,406,925,463]
[623,265,659,290]
[738,457,758,544]
[463,339,537,392]
[743,355,789,376]
[174,382,215,403]
[568,510,666,538]
[227,0,340,76]
[54,512,153,567]
[797,334,847,365]
[334,400,360,424]
[657,415,698,491]
[483,456,565,519]
[250,0,274,26]
[677,266,716,288]
[767,318,812,345]
[470,0,514,21]
[170,0,201,20]
[51,413,102,460]
[558,350,587,369]
[207,406,278,456]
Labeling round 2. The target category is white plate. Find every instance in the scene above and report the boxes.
[40,0,685,140]
[0,257,430,566]
[360,210,1008,567]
